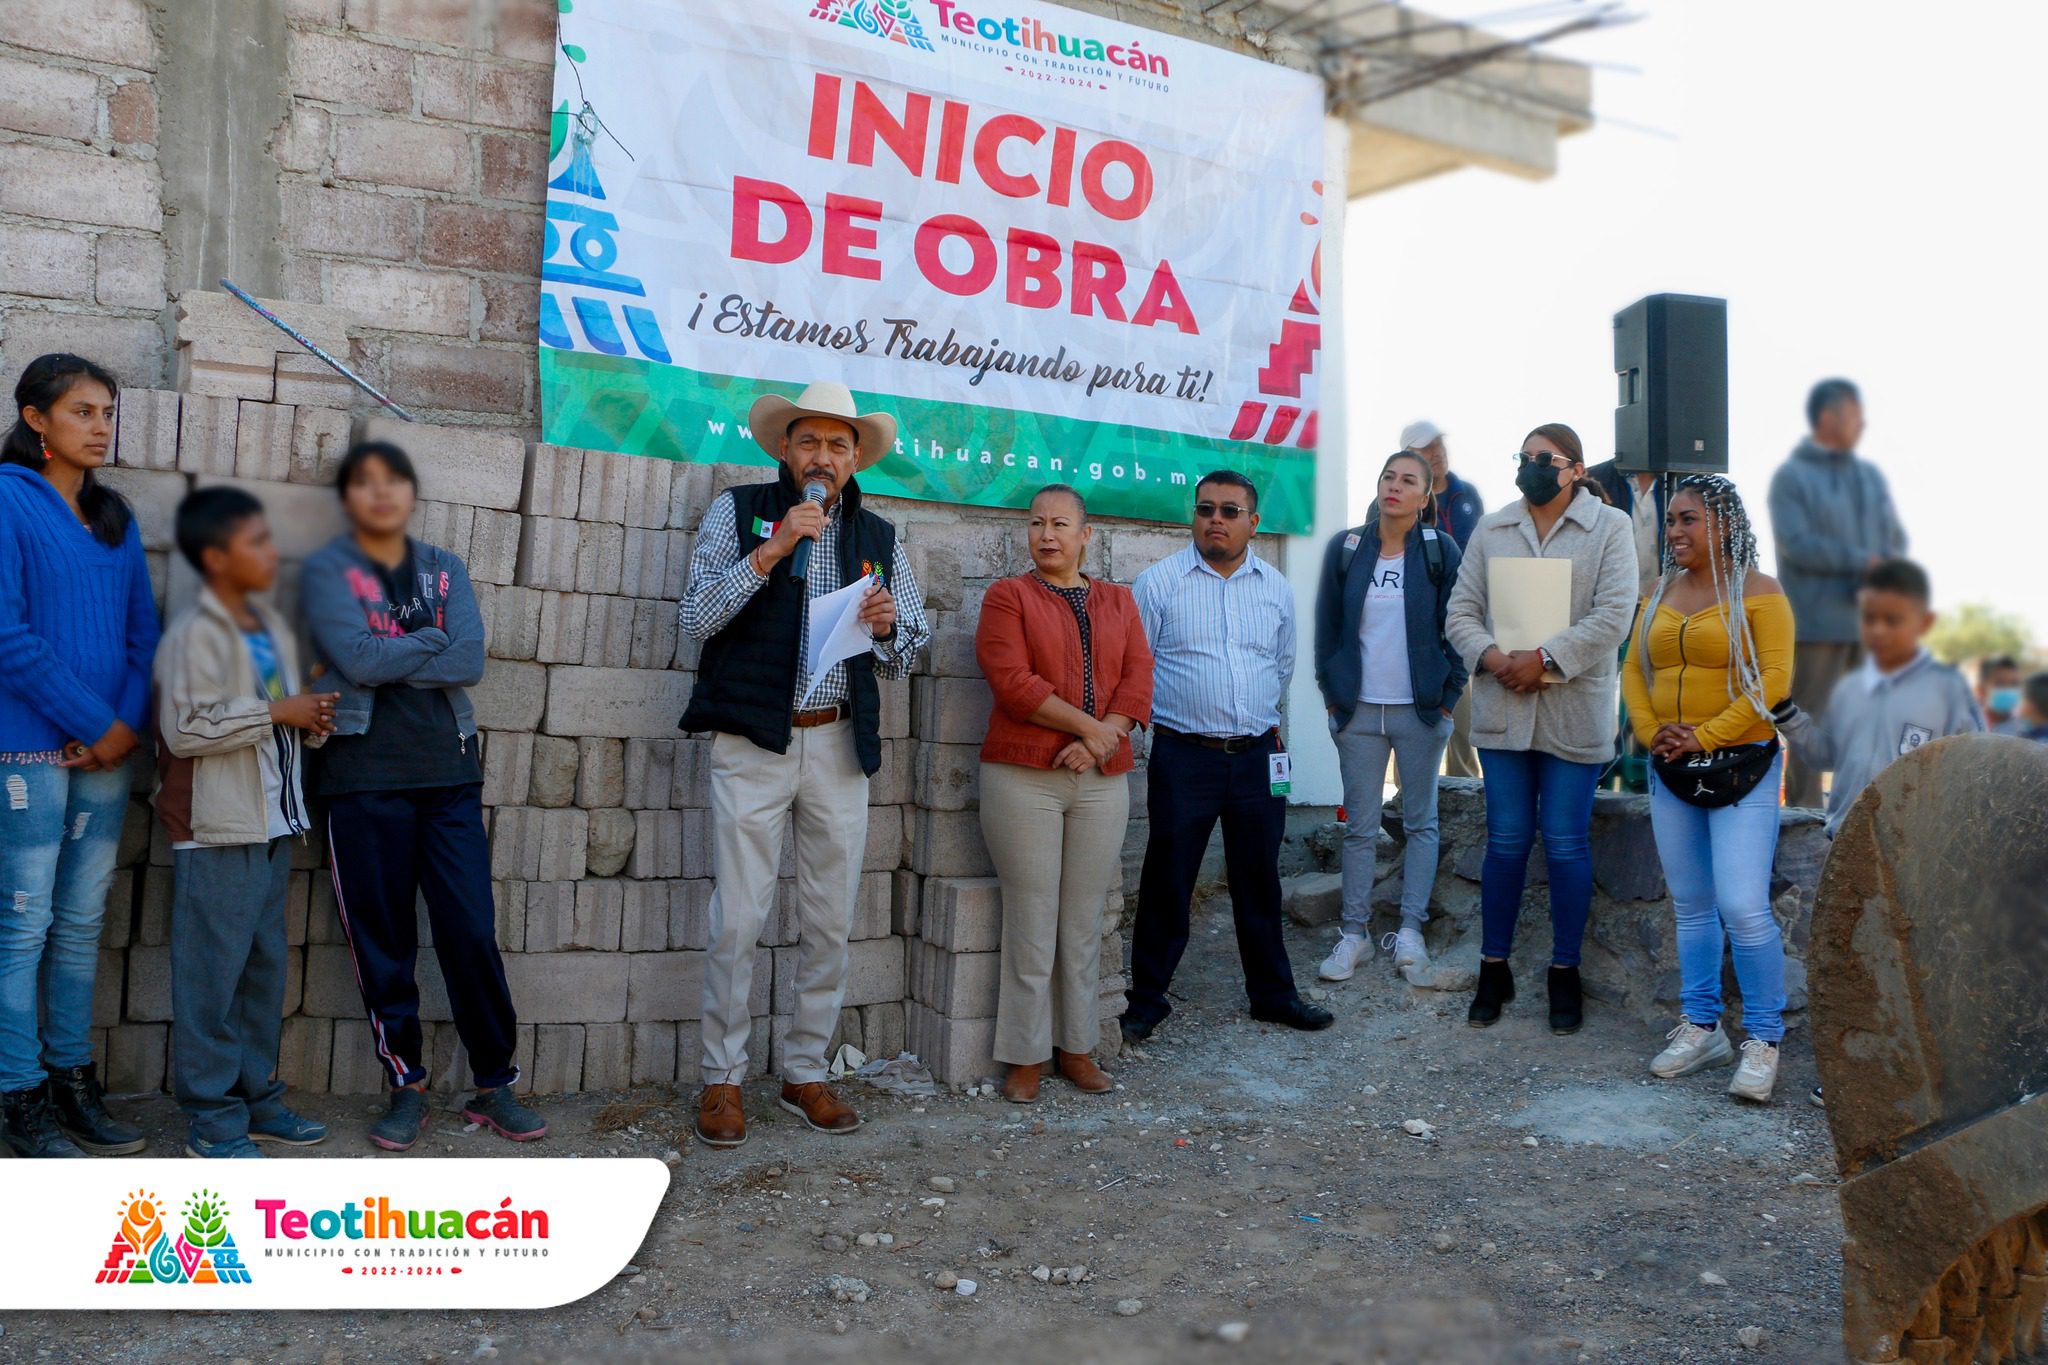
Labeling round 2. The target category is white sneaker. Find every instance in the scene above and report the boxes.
[1650,1020,1734,1078]
[1318,933,1371,981]
[1380,927,1428,971]
[1729,1039,1780,1103]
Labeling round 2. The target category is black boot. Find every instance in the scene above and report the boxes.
[1467,959,1515,1027]
[2,1085,86,1158]
[1547,965,1584,1035]
[47,1062,145,1155]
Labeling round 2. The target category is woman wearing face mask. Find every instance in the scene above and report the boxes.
[975,485,1154,1104]
[1622,475,1794,1102]
[1311,451,1467,982]
[1444,423,1639,1034]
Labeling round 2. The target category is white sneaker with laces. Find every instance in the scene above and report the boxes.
[1318,933,1371,981]
[1650,1020,1734,1078]
[1729,1039,1780,1102]
[1380,926,1428,971]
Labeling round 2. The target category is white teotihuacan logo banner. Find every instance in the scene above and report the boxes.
[0,1160,667,1309]
[542,0,1327,531]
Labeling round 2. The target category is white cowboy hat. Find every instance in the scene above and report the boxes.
[747,381,897,470]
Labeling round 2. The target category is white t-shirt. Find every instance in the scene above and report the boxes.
[1358,551,1414,705]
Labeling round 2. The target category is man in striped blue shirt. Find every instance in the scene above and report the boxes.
[1121,472,1333,1042]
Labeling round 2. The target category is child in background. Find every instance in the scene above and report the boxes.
[1773,559,1983,838]
[2014,672,2048,743]
[1772,558,1983,1108]
[155,488,338,1158]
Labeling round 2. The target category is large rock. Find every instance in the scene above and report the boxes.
[1280,871,1343,928]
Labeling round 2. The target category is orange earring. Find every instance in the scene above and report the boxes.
[39,438,51,462]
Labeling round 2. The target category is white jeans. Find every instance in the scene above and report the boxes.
[700,722,868,1085]
[1332,702,1451,936]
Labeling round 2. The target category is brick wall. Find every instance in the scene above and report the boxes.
[0,0,166,391]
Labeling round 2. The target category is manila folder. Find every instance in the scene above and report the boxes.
[1488,557,1571,683]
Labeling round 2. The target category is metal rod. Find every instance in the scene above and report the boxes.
[216,277,415,421]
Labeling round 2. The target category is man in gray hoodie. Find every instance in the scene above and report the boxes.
[1768,378,1906,807]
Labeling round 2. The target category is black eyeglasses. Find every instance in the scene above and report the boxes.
[1194,501,1249,520]
[1513,452,1572,469]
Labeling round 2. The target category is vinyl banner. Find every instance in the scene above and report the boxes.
[541,0,1327,532]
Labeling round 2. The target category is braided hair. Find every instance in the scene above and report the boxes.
[1638,473,1772,729]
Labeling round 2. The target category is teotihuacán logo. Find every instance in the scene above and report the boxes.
[98,1188,252,1286]
[809,0,935,51]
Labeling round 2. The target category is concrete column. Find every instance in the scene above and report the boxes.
[1281,115,1352,807]
[154,0,287,298]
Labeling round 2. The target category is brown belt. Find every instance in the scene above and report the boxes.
[1155,724,1277,754]
[792,706,844,729]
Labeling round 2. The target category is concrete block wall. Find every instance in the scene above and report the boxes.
[81,299,1284,1096]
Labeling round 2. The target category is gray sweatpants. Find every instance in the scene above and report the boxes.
[1333,702,1451,936]
[170,838,291,1140]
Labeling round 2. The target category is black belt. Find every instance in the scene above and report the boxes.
[1155,723,1276,754]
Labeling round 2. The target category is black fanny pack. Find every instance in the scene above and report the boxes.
[1653,738,1780,809]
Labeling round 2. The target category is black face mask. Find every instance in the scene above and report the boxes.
[1516,460,1567,505]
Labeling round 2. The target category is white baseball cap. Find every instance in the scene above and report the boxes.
[1401,420,1444,450]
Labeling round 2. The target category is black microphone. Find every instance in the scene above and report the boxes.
[788,480,828,584]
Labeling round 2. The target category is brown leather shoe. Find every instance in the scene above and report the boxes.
[695,1084,746,1148]
[1001,1063,1042,1104]
[1055,1048,1114,1093]
[779,1081,861,1134]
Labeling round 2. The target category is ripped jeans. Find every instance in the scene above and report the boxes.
[0,759,129,1092]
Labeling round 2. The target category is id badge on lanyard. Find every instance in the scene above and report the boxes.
[1268,751,1292,797]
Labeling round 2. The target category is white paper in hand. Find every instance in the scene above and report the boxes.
[799,575,876,708]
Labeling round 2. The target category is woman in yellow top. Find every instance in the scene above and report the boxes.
[1620,474,1795,1104]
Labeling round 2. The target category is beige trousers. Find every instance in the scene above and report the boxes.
[1785,641,1862,809]
[700,721,867,1085]
[979,761,1129,1065]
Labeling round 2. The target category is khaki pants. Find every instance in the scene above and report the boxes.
[1443,687,1482,779]
[1785,641,1862,810]
[700,722,867,1085]
[979,761,1129,1065]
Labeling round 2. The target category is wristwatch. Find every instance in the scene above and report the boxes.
[1538,647,1558,675]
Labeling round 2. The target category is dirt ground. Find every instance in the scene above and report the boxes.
[1,902,1853,1365]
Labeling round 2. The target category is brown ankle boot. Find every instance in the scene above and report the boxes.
[1055,1048,1113,1093]
[1001,1063,1042,1104]
[695,1084,746,1148]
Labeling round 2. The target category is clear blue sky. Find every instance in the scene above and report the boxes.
[1343,0,2047,644]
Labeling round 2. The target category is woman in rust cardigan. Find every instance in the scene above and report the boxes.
[975,484,1154,1104]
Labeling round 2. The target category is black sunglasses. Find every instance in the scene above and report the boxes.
[1193,501,1250,520]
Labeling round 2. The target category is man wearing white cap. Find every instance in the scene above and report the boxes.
[679,380,929,1148]
[1400,420,1484,777]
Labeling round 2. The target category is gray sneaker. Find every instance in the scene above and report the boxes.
[463,1088,548,1142]
[1650,1020,1735,1078]
[369,1087,427,1151]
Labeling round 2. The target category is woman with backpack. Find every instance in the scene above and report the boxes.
[1620,474,1794,1102]
[1312,450,1467,982]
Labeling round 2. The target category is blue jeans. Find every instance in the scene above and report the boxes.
[0,760,130,1092]
[1478,748,1602,967]
[1650,751,1787,1042]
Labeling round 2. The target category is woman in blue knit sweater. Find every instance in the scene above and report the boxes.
[0,353,160,1159]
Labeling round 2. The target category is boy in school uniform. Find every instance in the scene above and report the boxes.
[154,488,339,1158]
[1772,558,1984,839]
[1771,557,1983,1108]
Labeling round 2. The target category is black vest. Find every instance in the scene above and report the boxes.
[679,468,895,776]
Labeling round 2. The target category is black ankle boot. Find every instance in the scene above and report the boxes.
[1467,959,1515,1027]
[2,1085,86,1158]
[47,1062,145,1155]
[1547,965,1584,1035]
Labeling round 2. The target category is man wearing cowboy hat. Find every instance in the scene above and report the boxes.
[679,380,929,1148]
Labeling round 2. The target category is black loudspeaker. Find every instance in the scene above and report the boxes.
[1613,293,1728,474]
